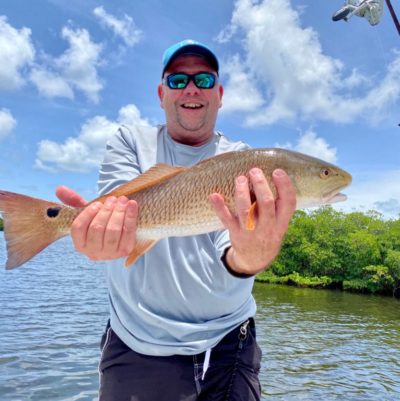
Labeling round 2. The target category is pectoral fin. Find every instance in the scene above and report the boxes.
[245,202,257,231]
[125,239,157,267]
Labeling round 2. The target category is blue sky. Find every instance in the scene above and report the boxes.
[0,0,399,217]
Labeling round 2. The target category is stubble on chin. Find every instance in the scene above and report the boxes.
[177,116,206,132]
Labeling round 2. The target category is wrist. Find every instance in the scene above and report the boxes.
[221,247,255,279]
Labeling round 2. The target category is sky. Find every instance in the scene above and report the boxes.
[0,0,399,218]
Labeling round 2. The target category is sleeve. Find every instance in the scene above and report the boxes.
[97,125,141,196]
[213,229,231,258]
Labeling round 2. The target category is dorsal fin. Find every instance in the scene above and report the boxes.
[94,164,187,203]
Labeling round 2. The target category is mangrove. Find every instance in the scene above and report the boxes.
[257,207,400,298]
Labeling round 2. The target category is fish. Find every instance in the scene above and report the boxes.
[0,148,352,270]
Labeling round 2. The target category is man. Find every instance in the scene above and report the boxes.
[57,39,296,401]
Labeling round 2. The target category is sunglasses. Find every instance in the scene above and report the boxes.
[163,72,218,90]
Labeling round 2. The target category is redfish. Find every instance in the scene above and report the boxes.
[0,148,352,269]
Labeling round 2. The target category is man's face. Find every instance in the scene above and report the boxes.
[158,55,223,146]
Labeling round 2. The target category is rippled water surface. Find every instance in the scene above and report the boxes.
[1,234,399,400]
[253,284,400,400]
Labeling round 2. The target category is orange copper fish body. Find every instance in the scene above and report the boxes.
[0,148,352,269]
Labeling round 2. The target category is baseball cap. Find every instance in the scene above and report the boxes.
[161,39,219,76]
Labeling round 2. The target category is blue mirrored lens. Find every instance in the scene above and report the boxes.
[168,74,190,89]
[165,73,216,89]
[194,73,216,89]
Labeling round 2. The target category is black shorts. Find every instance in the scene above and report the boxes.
[98,318,262,401]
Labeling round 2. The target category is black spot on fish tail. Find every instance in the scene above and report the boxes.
[47,207,61,218]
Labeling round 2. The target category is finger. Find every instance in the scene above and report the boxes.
[209,193,238,231]
[117,199,139,256]
[273,169,297,232]
[249,168,275,226]
[86,197,117,251]
[103,196,129,252]
[56,185,87,207]
[71,201,102,252]
[234,175,252,229]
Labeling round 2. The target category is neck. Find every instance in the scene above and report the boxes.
[167,129,214,147]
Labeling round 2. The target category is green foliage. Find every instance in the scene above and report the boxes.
[346,231,381,278]
[0,218,3,231]
[257,206,400,297]
[385,250,400,281]
[343,278,369,292]
[257,270,332,288]
[362,265,394,293]
[343,265,394,294]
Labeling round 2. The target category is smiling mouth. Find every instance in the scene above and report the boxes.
[181,103,203,109]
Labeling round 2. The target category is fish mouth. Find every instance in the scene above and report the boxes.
[323,171,352,205]
[325,192,348,204]
[323,182,351,204]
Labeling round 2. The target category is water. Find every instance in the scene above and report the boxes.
[0,234,399,400]
[254,285,400,400]
[0,235,108,401]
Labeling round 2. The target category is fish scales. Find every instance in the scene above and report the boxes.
[133,150,269,236]
[132,149,301,236]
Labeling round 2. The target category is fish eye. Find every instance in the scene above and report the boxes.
[320,168,331,179]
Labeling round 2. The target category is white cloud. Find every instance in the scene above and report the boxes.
[221,54,265,113]
[30,26,103,102]
[93,6,143,47]
[276,129,337,163]
[0,16,35,90]
[218,0,400,126]
[56,26,103,103]
[29,67,73,99]
[35,104,150,172]
[118,104,151,129]
[0,108,17,139]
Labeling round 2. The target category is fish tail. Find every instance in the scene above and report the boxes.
[0,190,69,269]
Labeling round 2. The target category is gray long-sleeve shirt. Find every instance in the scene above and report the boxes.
[98,124,256,356]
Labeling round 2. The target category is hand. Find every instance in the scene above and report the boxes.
[209,168,296,275]
[56,185,139,262]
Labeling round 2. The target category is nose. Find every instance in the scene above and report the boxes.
[183,79,200,95]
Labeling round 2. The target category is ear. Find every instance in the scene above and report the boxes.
[218,84,224,108]
[158,83,165,109]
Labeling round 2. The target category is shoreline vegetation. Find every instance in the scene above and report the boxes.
[256,207,400,298]
[1,208,400,298]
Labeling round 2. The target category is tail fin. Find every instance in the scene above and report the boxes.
[0,191,69,269]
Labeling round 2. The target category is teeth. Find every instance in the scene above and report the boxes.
[183,103,202,109]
